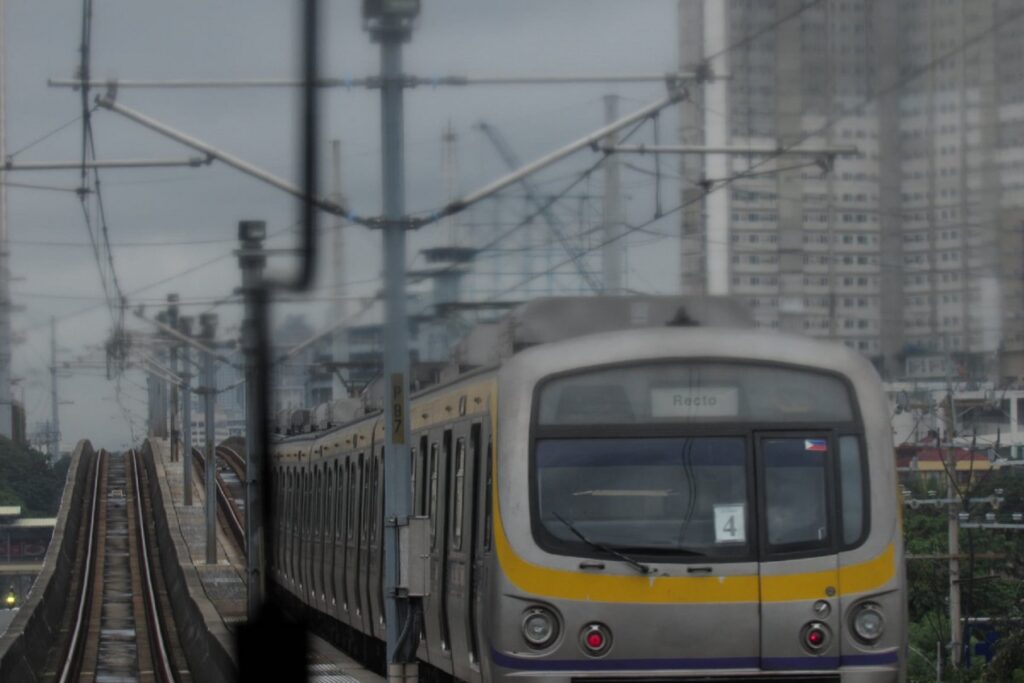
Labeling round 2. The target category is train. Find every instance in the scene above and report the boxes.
[270,297,906,682]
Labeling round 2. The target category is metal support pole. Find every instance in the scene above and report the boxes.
[0,0,11,440]
[201,313,218,565]
[379,19,413,670]
[239,220,267,618]
[168,294,180,462]
[180,317,194,507]
[49,317,59,460]
[601,95,623,294]
[330,141,349,400]
[703,0,730,296]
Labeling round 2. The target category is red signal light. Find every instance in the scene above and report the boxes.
[807,629,825,647]
[586,631,604,650]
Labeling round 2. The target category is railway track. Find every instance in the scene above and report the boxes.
[57,450,183,683]
[192,446,246,553]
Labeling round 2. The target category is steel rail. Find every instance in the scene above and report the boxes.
[216,444,246,481]
[193,447,246,552]
[129,449,177,683]
[56,450,104,683]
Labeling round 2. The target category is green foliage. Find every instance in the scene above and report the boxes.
[904,467,1024,681]
[0,436,70,516]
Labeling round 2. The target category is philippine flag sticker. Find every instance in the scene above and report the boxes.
[804,439,828,452]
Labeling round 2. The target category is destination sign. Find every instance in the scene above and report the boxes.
[650,386,739,418]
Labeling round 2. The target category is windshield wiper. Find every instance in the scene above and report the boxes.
[552,511,655,575]
[615,545,707,558]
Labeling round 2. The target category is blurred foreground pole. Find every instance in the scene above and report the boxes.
[238,220,267,619]
[180,316,194,506]
[201,313,218,565]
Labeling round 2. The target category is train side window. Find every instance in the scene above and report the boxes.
[483,435,493,552]
[410,447,417,512]
[418,435,429,516]
[428,442,439,548]
[452,438,466,550]
[342,462,350,540]
[839,436,866,545]
[347,461,356,540]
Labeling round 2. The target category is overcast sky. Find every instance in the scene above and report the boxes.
[4,0,683,450]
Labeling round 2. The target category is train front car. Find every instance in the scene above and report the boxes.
[486,327,905,682]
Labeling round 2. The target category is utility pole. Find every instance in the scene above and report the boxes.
[330,141,348,400]
[601,94,623,294]
[0,0,11,440]
[364,2,418,679]
[702,0,730,295]
[200,312,218,565]
[238,220,267,618]
[180,316,194,507]
[945,385,962,666]
[167,294,180,462]
[49,317,59,460]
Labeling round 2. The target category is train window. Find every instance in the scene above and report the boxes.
[342,462,350,540]
[483,436,493,552]
[763,437,831,551]
[360,456,369,543]
[410,447,417,512]
[839,436,866,545]
[347,461,356,540]
[418,435,429,516]
[428,443,439,548]
[452,438,466,550]
[535,436,749,559]
[537,363,854,425]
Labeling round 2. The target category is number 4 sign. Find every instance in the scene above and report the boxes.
[713,504,746,544]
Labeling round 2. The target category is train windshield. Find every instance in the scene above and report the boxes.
[532,362,866,561]
[536,437,750,558]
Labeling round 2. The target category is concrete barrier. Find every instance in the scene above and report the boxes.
[140,439,237,683]
[0,440,94,683]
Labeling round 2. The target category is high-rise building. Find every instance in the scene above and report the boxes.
[678,0,1024,381]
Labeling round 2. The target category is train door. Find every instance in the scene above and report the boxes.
[345,457,361,628]
[423,433,453,673]
[359,451,375,635]
[756,433,840,672]
[465,423,487,682]
[313,462,323,608]
[325,462,336,611]
[413,435,433,666]
[299,469,309,597]
[370,447,385,640]
[335,458,349,624]
[446,428,475,682]
[356,454,372,634]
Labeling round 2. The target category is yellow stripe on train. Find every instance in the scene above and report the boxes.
[493,508,895,604]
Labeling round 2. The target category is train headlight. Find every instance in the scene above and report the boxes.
[522,608,558,648]
[852,603,885,643]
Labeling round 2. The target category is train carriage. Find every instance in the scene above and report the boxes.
[270,297,906,682]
